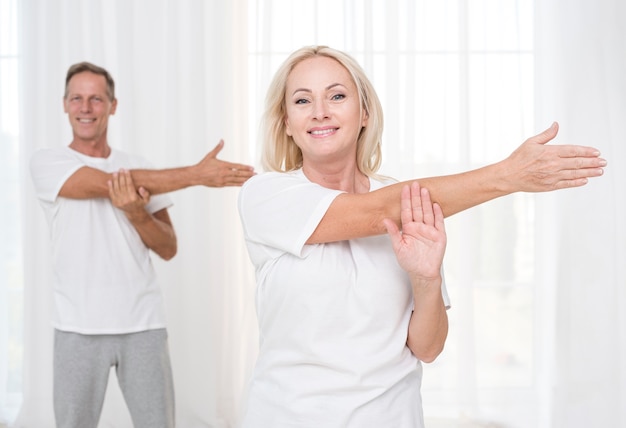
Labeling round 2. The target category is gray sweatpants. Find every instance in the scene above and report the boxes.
[53,328,175,428]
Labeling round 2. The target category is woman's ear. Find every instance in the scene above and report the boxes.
[361,109,369,128]
[285,117,292,136]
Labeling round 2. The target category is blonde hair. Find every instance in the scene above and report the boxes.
[261,46,384,177]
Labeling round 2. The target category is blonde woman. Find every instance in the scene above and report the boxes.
[238,46,605,427]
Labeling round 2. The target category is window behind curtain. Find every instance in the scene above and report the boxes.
[0,0,22,423]
[248,0,542,426]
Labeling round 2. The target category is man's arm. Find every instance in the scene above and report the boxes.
[59,140,255,199]
[307,122,607,244]
[108,169,177,260]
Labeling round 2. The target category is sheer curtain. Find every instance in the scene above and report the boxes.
[7,1,624,427]
[0,0,22,424]
[535,0,626,427]
[247,1,624,427]
[13,0,257,427]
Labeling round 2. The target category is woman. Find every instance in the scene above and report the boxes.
[238,46,605,427]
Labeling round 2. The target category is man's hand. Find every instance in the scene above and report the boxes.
[108,169,150,222]
[194,140,255,187]
[108,168,177,260]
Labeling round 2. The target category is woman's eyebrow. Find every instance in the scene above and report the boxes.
[291,87,312,96]
[326,83,345,91]
[291,83,346,96]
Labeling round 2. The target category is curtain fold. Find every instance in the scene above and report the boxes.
[535,1,626,427]
[15,1,255,427]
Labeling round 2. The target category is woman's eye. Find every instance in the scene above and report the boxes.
[295,98,309,104]
[331,94,345,101]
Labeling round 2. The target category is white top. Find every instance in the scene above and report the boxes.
[30,146,173,334]
[238,170,450,428]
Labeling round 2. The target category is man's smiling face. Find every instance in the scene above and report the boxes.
[63,71,117,145]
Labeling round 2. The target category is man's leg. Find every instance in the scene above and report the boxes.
[53,330,113,428]
[116,329,176,428]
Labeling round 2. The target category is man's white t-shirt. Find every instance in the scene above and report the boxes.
[30,146,172,334]
[238,170,450,428]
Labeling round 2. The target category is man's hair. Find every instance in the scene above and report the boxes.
[64,62,116,101]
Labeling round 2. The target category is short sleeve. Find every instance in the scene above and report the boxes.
[29,148,85,202]
[238,171,344,258]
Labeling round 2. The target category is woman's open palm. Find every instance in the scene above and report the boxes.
[383,182,447,280]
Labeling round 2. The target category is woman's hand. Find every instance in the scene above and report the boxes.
[383,181,446,281]
[499,122,606,193]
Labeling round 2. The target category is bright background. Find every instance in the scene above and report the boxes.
[1,0,624,427]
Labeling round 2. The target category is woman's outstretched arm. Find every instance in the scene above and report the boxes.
[308,122,606,244]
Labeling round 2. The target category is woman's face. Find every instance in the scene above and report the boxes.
[284,56,368,168]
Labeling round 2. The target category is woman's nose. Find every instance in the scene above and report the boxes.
[312,100,330,120]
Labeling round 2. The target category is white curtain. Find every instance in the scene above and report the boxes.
[7,0,625,427]
[535,0,626,427]
[245,1,625,427]
[14,0,257,427]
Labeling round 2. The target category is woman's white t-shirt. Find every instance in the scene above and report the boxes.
[238,170,450,428]
[30,146,172,334]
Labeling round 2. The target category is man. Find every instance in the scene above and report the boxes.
[29,62,254,428]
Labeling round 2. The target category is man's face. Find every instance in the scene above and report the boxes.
[63,71,117,144]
